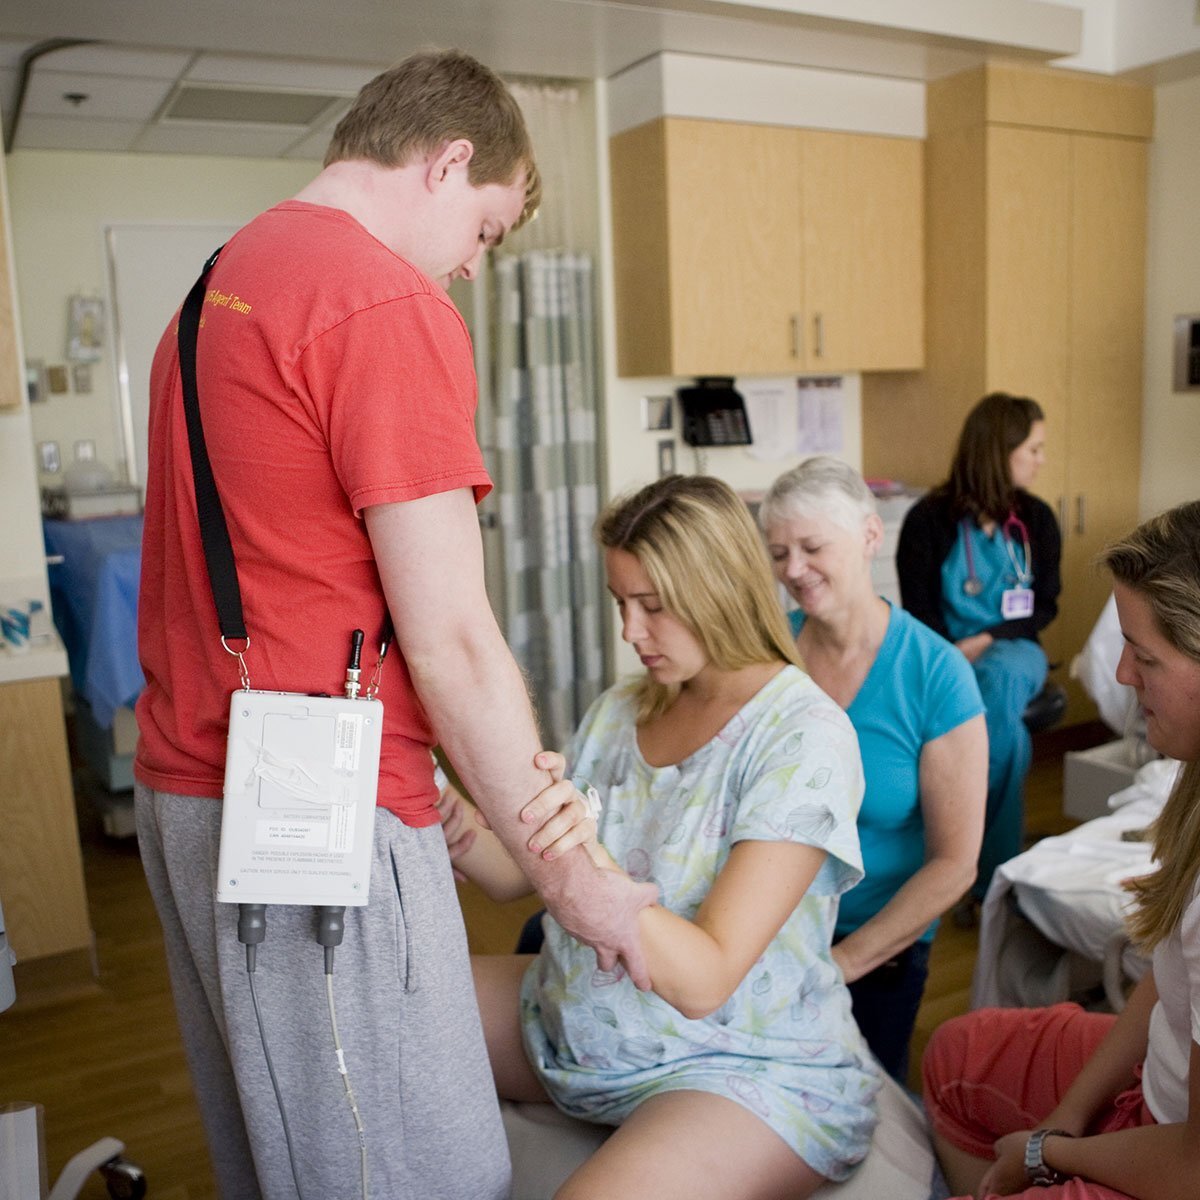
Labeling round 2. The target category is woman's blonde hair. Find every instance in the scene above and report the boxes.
[597,475,801,721]
[1105,500,1200,949]
[325,49,541,229]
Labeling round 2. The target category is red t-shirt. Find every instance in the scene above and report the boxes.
[134,201,491,826]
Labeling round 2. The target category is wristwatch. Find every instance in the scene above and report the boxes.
[1024,1128,1072,1187]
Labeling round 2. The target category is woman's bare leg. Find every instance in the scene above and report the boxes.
[555,1090,826,1200]
[471,954,549,1103]
[933,1129,993,1198]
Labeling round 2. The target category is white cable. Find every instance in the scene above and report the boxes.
[326,971,369,1200]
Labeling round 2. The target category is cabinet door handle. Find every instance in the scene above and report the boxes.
[1075,494,1086,536]
[1056,495,1067,531]
[790,314,801,359]
[812,312,824,359]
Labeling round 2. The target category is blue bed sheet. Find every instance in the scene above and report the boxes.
[44,515,144,730]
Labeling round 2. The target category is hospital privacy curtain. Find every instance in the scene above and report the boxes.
[492,251,604,749]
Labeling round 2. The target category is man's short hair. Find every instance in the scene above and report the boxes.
[325,48,541,229]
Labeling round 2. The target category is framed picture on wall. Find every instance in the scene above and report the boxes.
[66,294,105,363]
[25,359,47,404]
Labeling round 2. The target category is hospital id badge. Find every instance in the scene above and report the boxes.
[216,690,382,906]
[1001,586,1034,620]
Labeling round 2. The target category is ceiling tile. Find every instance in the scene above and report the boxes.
[134,121,299,156]
[14,114,144,151]
[23,69,175,120]
[28,42,191,78]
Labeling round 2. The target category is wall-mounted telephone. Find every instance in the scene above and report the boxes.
[677,378,753,447]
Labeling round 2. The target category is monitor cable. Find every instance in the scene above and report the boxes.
[316,905,369,1200]
[238,903,308,1200]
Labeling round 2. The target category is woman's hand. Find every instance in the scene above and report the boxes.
[530,744,614,868]
[437,764,600,870]
[956,632,994,663]
[527,751,604,863]
[435,784,478,881]
[977,1130,1033,1198]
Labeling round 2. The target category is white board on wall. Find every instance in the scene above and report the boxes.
[104,222,240,490]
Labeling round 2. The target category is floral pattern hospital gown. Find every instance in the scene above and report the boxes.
[520,665,881,1181]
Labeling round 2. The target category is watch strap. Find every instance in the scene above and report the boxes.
[1024,1128,1072,1187]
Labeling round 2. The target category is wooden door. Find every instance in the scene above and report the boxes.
[1059,133,1148,714]
[664,118,803,376]
[801,130,924,372]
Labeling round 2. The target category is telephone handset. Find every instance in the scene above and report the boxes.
[677,378,753,447]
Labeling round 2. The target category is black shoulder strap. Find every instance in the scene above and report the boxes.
[177,245,247,642]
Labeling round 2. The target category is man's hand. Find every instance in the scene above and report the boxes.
[545,865,658,989]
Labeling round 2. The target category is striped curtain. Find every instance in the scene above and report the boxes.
[492,251,604,748]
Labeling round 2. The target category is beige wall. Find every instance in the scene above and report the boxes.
[1141,74,1200,517]
[0,136,50,604]
[7,150,314,490]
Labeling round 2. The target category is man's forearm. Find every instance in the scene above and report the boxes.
[409,630,655,964]
[410,630,583,890]
[364,491,654,981]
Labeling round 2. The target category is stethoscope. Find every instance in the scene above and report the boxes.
[960,512,1033,597]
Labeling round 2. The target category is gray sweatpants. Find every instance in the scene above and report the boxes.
[135,784,510,1200]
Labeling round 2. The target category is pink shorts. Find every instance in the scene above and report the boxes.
[922,1004,1156,1200]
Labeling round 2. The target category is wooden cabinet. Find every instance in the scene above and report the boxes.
[862,63,1151,723]
[610,117,923,378]
[0,676,93,965]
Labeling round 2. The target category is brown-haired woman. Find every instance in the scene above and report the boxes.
[896,392,1061,905]
[922,499,1200,1200]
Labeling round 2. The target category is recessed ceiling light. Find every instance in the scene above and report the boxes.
[164,84,340,126]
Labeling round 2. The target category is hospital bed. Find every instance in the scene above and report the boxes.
[501,1068,946,1200]
[972,758,1177,1012]
[43,515,143,827]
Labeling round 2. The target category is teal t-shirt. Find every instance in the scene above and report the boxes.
[790,603,983,942]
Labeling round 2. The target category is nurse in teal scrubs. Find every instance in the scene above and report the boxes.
[896,393,1063,907]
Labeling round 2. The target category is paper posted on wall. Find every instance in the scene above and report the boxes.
[740,376,844,461]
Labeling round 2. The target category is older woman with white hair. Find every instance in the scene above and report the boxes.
[761,456,988,1081]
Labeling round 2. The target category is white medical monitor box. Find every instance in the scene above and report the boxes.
[216,690,382,906]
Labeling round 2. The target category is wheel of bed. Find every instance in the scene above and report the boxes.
[500,1070,943,1200]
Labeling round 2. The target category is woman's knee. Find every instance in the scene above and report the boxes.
[921,1009,976,1106]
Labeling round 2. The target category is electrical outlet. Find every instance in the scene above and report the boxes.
[38,441,61,473]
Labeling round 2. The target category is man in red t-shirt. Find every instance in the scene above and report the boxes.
[134,50,653,1199]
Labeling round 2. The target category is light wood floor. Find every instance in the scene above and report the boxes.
[1,725,1103,1197]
